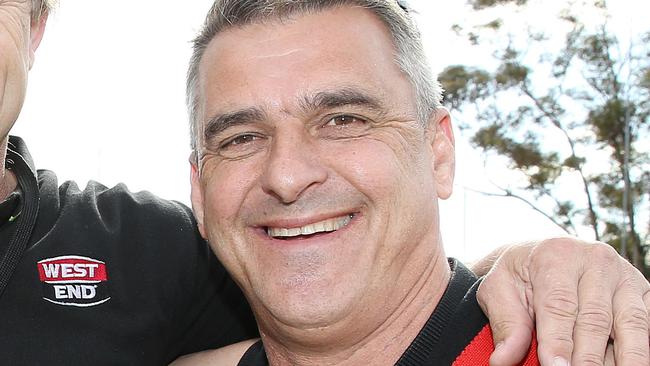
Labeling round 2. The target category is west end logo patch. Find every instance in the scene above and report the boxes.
[37,256,110,307]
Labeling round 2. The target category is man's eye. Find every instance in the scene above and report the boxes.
[214,133,266,159]
[222,134,260,148]
[325,115,367,127]
[318,114,371,140]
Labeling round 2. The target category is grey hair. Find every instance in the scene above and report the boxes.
[31,0,56,21]
[186,0,442,152]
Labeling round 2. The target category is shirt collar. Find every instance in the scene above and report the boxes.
[0,189,22,226]
[1,135,34,227]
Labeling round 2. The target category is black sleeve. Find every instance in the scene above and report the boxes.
[158,201,259,362]
[2,172,259,365]
[167,231,259,358]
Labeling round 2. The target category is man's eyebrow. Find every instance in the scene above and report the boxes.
[203,88,384,142]
[203,107,266,142]
[300,88,386,114]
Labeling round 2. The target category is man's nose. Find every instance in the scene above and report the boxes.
[260,131,328,204]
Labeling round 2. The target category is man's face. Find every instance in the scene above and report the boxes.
[191,6,455,333]
[0,1,45,139]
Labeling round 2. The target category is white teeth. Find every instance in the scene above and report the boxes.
[267,215,352,238]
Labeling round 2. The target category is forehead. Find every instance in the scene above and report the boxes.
[0,1,32,17]
[197,6,413,118]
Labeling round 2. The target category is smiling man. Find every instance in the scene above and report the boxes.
[186,1,650,365]
[188,5,497,364]
[2,1,650,365]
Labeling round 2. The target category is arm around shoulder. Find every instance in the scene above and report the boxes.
[170,339,259,366]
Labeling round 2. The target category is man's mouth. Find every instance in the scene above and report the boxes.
[266,214,354,239]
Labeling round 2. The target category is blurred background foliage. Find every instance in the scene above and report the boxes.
[440,0,649,275]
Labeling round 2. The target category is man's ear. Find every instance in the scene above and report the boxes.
[426,108,455,200]
[28,13,48,69]
[189,157,208,239]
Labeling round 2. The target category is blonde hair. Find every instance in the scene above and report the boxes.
[31,0,56,21]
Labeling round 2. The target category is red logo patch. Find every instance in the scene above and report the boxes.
[37,256,110,307]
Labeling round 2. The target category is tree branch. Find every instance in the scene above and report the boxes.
[520,85,601,240]
[463,186,574,236]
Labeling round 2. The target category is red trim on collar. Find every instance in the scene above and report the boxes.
[453,325,539,366]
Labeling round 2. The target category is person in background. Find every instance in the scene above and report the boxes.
[0,1,647,365]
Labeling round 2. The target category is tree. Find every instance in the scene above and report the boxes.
[440,0,650,275]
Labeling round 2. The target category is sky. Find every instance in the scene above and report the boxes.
[14,0,648,262]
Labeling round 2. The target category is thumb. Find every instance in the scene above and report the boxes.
[477,269,534,365]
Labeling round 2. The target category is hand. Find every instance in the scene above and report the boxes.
[475,237,650,366]
[169,339,257,366]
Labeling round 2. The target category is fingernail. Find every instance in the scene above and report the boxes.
[553,357,569,366]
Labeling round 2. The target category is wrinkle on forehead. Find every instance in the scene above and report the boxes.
[198,6,418,131]
[250,47,307,60]
[0,1,31,28]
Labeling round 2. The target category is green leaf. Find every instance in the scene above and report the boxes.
[469,0,528,10]
[495,62,529,87]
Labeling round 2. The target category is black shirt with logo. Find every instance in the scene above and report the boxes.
[0,136,258,365]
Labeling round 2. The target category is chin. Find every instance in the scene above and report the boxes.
[269,298,354,329]
[256,274,362,329]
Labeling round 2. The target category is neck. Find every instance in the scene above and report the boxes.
[262,243,451,366]
[0,138,18,200]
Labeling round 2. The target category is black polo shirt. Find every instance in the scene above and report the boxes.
[0,136,258,365]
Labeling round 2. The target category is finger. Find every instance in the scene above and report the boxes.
[476,260,534,366]
[611,268,650,365]
[488,325,533,366]
[527,240,580,366]
[570,245,617,365]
